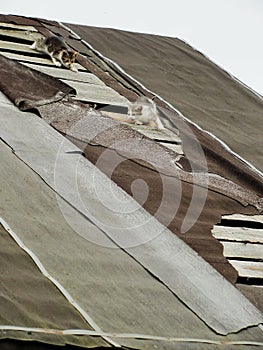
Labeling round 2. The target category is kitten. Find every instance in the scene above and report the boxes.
[30,35,78,72]
[127,96,165,130]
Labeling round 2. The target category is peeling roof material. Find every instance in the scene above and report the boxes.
[0,14,263,349]
[0,54,75,109]
[67,23,263,173]
[1,105,263,336]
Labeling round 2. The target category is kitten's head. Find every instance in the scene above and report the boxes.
[61,50,78,70]
[129,105,143,118]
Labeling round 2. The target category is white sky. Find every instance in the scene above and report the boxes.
[1,0,263,96]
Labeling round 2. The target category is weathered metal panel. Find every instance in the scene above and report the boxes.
[0,40,42,54]
[0,91,14,106]
[222,214,263,224]
[212,226,263,244]
[67,79,129,105]
[0,135,239,348]
[130,124,181,142]
[222,242,263,259]
[231,261,263,279]
[160,142,184,154]
[1,106,262,335]
[22,62,105,84]
[0,50,55,65]
[0,28,41,41]
[0,50,84,71]
[0,21,38,31]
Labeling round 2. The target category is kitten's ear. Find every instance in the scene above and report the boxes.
[30,41,37,50]
[73,51,78,59]
[135,106,143,113]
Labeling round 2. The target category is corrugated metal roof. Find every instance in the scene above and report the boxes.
[0,14,263,349]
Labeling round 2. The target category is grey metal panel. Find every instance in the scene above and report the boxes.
[0,40,42,54]
[222,214,263,223]
[0,141,231,347]
[1,106,262,335]
[222,242,263,259]
[0,51,84,71]
[67,80,129,105]
[230,261,263,279]
[0,28,41,41]
[0,50,55,65]
[130,124,181,142]
[0,91,15,107]
[159,142,184,154]
[0,22,38,31]
[212,226,263,243]
[22,62,106,85]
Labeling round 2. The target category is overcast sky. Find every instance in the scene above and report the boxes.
[1,0,262,96]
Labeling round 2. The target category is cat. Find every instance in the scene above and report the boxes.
[30,35,78,72]
[127,96,165,130]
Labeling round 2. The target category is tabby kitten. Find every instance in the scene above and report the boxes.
[30,35,78,72]
[127,96,165,130]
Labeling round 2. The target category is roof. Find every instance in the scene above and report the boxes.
[0,14,262,349]
[67,23,263,173]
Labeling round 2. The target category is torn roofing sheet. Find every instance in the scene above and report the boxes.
[0,106,263,336]
[0,54,75,110]
[30,19,263,194]
[2,78,261,284]
[0,53,262,284]
[66,23,263,173]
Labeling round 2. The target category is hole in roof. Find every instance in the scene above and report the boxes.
[219,219,263,229]
[212,215,263,286]
[0,33,33,44]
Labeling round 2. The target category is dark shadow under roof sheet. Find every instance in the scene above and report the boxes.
[0,54,75,110]
[66,24,263,173]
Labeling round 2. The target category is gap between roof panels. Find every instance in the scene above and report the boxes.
[0,22,183,149]
[24,19,184,147]
[212,214,263,285]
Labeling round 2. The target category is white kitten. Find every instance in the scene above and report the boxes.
[127,97,165,130]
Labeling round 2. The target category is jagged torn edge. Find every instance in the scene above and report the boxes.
[59,22,263,181]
